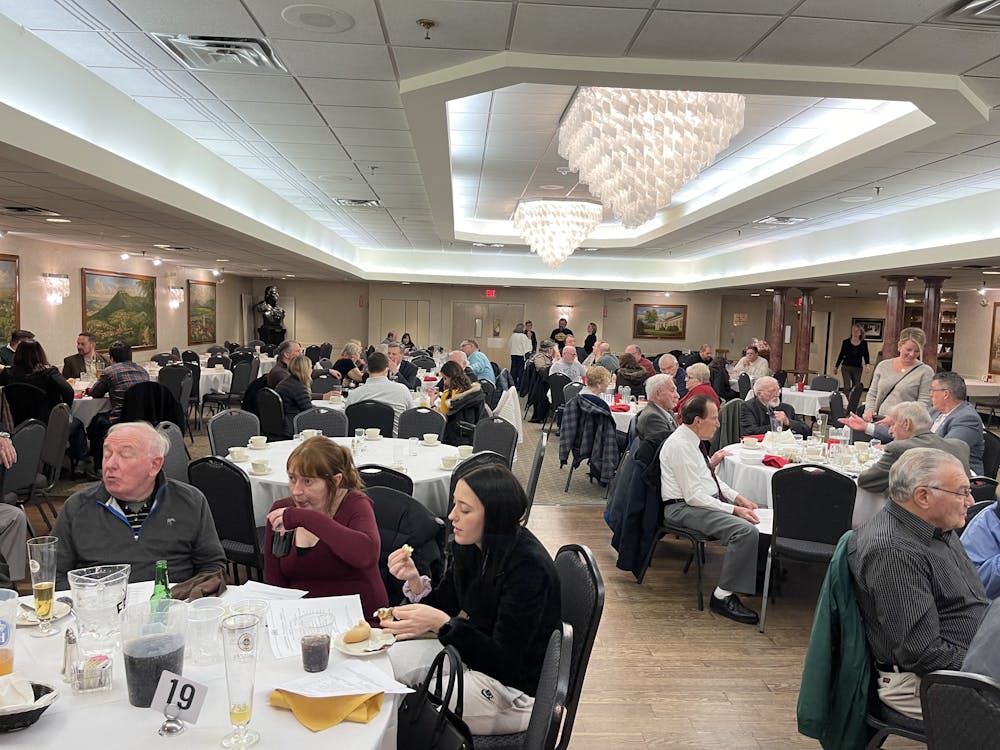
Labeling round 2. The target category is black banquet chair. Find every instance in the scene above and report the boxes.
[920,669,1000,750]
[4,382,50,427]
[396,407,445,441]
[207,408,260,457]
[293,407,348,437]
[358,464,414,496]
[472,416,518,467]
[346,400,395,438]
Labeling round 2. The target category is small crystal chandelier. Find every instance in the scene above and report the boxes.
[559,88,745,229]
[512,199,603,268]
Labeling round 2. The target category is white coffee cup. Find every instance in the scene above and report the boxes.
[441,455,459,470]
[214,364,224,371]
[251,459,271,474]
[423,433,440,445]
[365,428,381,440]
[300,429,321,439]
[249,435,267,449]
[741,437,760,448]
[228,447,248,461]
[457,445,473,459]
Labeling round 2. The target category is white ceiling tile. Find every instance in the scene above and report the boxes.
[161,71,214,98]
[657,0,797,12]
[489,113,560,131]
[491,90,571,116]
[242,0,387,45]
[2,0,139,31]
[484,144,549,162]
[283,154,355,170]
[393,47,492,79]
[369,173,424,186]
[318,106,409,131]
[631,11,778,60]
[33,29,140,67]
[135,96,211,120]
[333,128,414,148]
[510,5,647,56]
[931,155,1000,174]
[965,57,1000,78]
[89,67,180,97]
[224,101,324,126]
[171,121,232,139]
[860,26,1000,74]
[253,126,338,145]
[197,139,254,157]
[380,0,512,50]
[195,72,309,103]
[753,127,822,145]
[916,134,1000,154]
[485,131,553,149]
[450,131,486,148]
[793,0,950,24]
[196,99,241,123]
[744,17,907,66]
[272,40,395,79]
[105,0,261,36]
[343,146,418,162]
[299,78,402,108]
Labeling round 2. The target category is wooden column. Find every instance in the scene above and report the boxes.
[881,275,907,362]
[767,287,787,372]
[795,288,815,381]
[920,276,948,370]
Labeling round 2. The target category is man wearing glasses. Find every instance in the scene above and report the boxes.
[849,448,988,720]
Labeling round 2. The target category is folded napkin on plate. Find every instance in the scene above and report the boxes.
[609,404,632,412]
[268,690,383,732]
[762,454,790,468]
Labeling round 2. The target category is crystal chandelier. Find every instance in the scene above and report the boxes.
[512,199,603,268]
[559,88,745,228]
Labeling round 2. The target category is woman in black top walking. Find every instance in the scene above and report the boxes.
[834,324,870,396]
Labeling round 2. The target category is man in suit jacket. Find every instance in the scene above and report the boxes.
[740,376,810,437]
[636,374,679,443]
[386,342,419,390]
[62,331,109,378]
[858,401,971,493]
[929,371,985,476]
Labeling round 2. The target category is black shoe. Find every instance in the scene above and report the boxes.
[709,594,759,625]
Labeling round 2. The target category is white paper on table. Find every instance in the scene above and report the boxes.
[265,595,364,659]
[754,508,773,536]
[235,580,308,600]
[276,660,413,698]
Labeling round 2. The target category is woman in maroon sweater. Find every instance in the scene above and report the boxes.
[264,437,387,620]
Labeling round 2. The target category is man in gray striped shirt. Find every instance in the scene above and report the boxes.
[848,447,989,719]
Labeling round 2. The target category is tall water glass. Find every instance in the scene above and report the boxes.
[122,599,188,707]
[221,614,261,748]
[68,564,130,657]
[26,536,58,638]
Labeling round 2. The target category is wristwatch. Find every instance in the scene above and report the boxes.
[0,432,10,440]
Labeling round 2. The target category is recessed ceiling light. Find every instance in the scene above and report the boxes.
[539,185,564,190]
[878,291,888,295]
[750,293,761,297]
[211,269,220,277]
[836,283,851,287]
[489,243,505,248]
[663,292,671,297]
[472,242,487,247]
[46,217,71,223]
[764,288,774,292]
[580,247,599,253]
[824,295,832,299]
[287,274,296,278]
[839,195,873,203]
[120,253,129,260]
[905,298,918,303]
[907,277,915,281]
[983,271,1000,275]
[401,281,411,285]
[281,5,356,33]
[215,258,230,262]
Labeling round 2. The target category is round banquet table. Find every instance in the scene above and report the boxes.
[965,378,1000,399]
[609,403,638,432]
[779,387,845,419]
[70,395,111,429]
[143,364,233,397]
[11,583,396,750]
[715,444,886,528]
[238,437,458,522]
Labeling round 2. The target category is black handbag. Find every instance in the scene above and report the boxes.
[397,645,474,750]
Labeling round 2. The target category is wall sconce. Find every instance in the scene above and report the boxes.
[557,306,573,320]
[168,286,184,310]
[43,273,70,305]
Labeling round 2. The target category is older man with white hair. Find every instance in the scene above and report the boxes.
[636,374,679,443]
[550,344,586,382]
[740,376,809,437]
[53,422,226,589]
[625,344,655,378]
[658,353,687,398]
[857,401,970,493]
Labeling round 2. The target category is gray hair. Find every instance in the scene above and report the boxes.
[658,353,677,369]
[449,349,468,365]
[540,339,556,352]
[107,421,170,459]
[752,376,779,396]
[386,342,402,353]
[374,343,388,355]
[687,362,710,383]
[341,342,361,357]
[888,447,964,505]
[513,323,524,334]
[933,370,967,401]
[275,340,297,361]
[889,401,932,432]
[461,339,479,350]
[645,373,674,400]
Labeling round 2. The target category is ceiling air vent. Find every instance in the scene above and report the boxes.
[333,199,381,207]
[150,35,287,73]
[931,1,1000,27]
[752,216,808,226]
[0,206,61,216]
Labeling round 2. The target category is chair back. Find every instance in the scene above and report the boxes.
[156,421,189,481]
[318,358,335,370]
[520,624,572,750]
[319,342,333,360]
[523,432,548,524]
[120,381,185,431]
[39,403,72,489]
[920,670,1000,750]
[828,391,847,422]
[151,352,175,366]
[247,339,265,349]
[738,372,752,399]
[257,387,286,439]
[207,345,227,355]
[553,544,605,750]
[547,373,573,410]
[346,400,395,437]
[984,431,1000,479]
[448,451,508,510]
[304,345,321,365]
[293,407,348,437]
[358,464,414,495]
[963,498,995,533]
[4,382,50,427]
[478,379,497,407]
[248,356,261,381]
[208,409,260,456]
[3,419,46,495]
[472,416,518,466]
[773,369,787,387]
[563,382,584,404]
[771,464,856,547]
[397,407,445,440]
[157,365,191,406]
[710,398,743,453]
[181,349,200,364]
[811,375,838,392]
[230,351,253,368]
[310,372,338,397]
[187,456,261,555]
[846,381,864,414]
[410,355,436,370]
[206,354,230,370]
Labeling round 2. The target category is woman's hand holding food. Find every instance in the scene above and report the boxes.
[380,604,451,639]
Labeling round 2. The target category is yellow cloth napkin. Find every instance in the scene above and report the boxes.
[268,690,384,732]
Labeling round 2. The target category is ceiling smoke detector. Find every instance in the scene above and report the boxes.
[280,4,356,33]
[150,34,287,73]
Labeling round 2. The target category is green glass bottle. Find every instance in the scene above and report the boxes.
[150,560,171,601]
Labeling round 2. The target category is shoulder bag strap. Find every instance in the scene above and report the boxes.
[873,364,921,415]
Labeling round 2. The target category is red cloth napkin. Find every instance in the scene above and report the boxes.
[610,404,631,412]
[422,375,437,381]
[74,392,84,399]
[746,434,766,442]
[762,454,790,468]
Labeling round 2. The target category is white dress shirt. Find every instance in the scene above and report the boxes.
[659,424,737,514]
[345,374,413,434]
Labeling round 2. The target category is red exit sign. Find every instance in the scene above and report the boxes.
[484,288,496,298]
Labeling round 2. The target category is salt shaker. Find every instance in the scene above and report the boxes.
[62,627,78,682]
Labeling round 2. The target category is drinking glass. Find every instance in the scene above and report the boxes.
[122,599,188,707]
[298,612,334,672]
[26,536,58,638]
[68,563,130,657]
[353,428,365,453]
[870,439,882,453]
[221,614,261,748]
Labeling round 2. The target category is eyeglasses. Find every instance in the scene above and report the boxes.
[921,485,972,498]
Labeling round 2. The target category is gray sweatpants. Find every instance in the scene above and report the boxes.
[0,504,27,582]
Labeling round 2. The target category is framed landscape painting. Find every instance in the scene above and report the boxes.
[82,268,156,350]
[0,255,18,342]
[990,303,1000,375]
[633,304,688,339]
[187,280,217,345]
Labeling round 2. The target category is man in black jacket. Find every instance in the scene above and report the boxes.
[680,344,713,369]
[740,376,810,437]
[386,342,419,390]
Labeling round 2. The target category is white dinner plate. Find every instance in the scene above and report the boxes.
[16,600,72,627]
[333,629,395,657]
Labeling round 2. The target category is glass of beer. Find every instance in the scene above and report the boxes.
[221,614,261,748]
[26,536,58,638]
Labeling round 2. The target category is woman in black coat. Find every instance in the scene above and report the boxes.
[0,339,74,409]
[383,464,561,736]
[275,355,314,437]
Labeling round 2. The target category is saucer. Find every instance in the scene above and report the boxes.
[365,435,382,441]
[248,467,272,476]
[333,629,395,657]
[16,600,72,627]
[227,455,250,463]
[247,444,269,451]
[422,440,441,447]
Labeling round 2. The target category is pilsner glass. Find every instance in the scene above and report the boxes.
[26,536,58,638]
[221,614,261,748]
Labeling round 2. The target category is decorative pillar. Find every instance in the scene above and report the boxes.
[881,275,908,362]
[795,288,815,381]
[920,276,948,370]
[767,287,787,373]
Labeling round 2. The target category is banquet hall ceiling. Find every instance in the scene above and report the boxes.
[2,0,1000,294]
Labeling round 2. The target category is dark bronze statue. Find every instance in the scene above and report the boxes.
[254,285,286,346]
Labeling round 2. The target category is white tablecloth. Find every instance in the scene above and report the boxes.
[309,395,425,416]
[965,379,1000,399]
[12,584,396,750]
[716,446,885,528]
[71,396,110,429]
[610,404,638,432]
[780,387,845,419]
[259,357,276,375]
[239,437,457,522]
[145,366,233,397]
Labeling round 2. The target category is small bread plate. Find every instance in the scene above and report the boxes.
[16,600,72,627]
[248,468,272,476]
[333,629,395,657]
[227,455,250,463]
[365,435,382,441]
[421,440,440,447]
